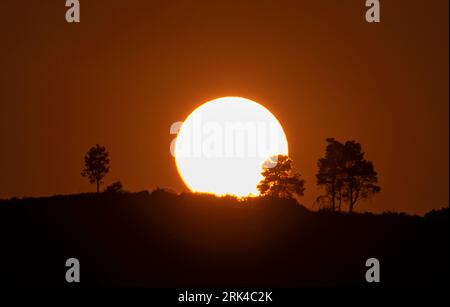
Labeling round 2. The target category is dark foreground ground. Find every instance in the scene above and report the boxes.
[0,190,448,287]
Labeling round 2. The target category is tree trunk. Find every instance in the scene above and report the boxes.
[348,186,353,213]
[331,183,336,211]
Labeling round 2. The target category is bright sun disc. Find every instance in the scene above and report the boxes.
[174,97,288,197]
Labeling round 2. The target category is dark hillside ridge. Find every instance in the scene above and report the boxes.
[0,190,448,287]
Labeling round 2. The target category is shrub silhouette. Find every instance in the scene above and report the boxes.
[105,181,124,193]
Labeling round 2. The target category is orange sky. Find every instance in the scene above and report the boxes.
[0,0,448,214]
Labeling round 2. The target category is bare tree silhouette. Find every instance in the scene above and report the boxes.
[81,144,110,193]
[257,155,305,199]
[316,138,380,213]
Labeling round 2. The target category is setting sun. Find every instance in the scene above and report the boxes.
[174,97,288,197]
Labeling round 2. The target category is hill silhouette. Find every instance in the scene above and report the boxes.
[0,190,448,287]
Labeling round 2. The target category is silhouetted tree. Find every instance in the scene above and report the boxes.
[81,144,110,193]
[316,138,345,211]
[316,138,380,213]
[105,181,123,193]
[257,155,305,199]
